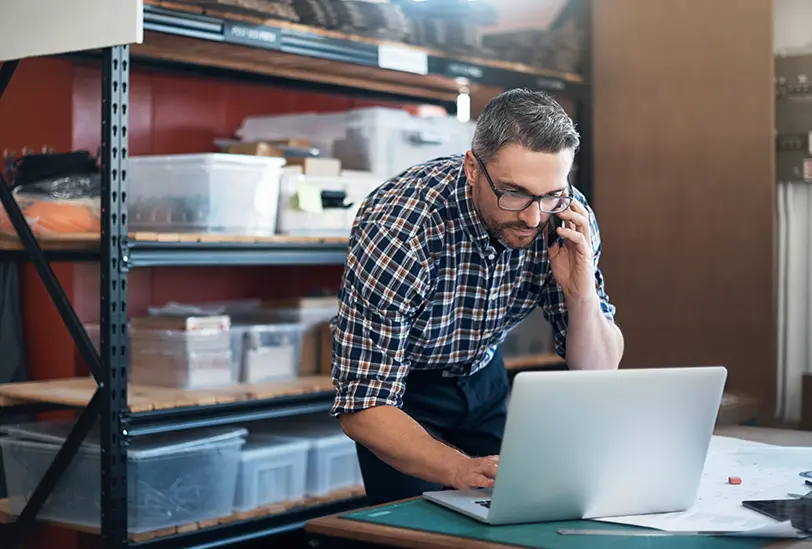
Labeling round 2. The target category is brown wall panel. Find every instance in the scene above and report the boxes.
[592,0,776,419]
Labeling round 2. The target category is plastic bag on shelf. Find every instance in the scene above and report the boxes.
[0,173,101,236]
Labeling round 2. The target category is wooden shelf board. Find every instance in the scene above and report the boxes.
[130,232,349,245]
[0,232,99,251]
[144,0,583,86]
[0,486,365,541]
[0,355,564,411]
[0,232,349,251]
[0,375,336,413]
[504,353,565,371]
[133,30,463,102]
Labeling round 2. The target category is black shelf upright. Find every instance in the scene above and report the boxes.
[100,44,131,549]
[0,45,131,549]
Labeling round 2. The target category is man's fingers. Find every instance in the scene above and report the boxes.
[470,474,496,488]
[556,227,588,251]
[474,461,499,479]
[568,198,589,216]
[556,206,590,236]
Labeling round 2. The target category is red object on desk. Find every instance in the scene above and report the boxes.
[728,476,742,485]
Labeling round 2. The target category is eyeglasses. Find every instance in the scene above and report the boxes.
[473,152,573,213]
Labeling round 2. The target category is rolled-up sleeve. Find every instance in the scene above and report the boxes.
[330,222,428,415]
[539,197,617,359]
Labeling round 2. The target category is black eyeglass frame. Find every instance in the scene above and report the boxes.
[472,152,574,213]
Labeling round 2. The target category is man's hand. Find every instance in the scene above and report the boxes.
[340,405,496,490]
[548,199,597,304]
[547,198,625,371]
[448,455,499,489]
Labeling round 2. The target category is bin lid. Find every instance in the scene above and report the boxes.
[0,420,247,460]
[240,434,311,459]
[128,153,286,168]
[252,417,353,447]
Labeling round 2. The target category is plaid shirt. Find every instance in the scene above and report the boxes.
[331,154,616,415]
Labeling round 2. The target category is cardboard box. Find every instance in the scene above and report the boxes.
[225,141,285,157]
[284,157,341,177]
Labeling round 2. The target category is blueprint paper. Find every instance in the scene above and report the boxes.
[595,435,812,538]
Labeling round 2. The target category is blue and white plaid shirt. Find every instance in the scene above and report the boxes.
[331,154,616,415]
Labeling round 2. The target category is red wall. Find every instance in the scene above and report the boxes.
[1,56,412,549]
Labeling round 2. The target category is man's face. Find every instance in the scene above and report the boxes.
[464,144,575,249]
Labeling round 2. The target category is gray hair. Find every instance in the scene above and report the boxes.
[471,88,580,163]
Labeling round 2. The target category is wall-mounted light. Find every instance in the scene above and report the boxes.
[457,87,471,123]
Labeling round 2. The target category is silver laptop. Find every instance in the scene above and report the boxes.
[423,366,727,525]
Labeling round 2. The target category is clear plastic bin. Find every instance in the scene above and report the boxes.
[128,154,285,235]
[129,349,234,389]
[237,107,475,178]
[276,172,379,236]
[255,416,362,497]
[333,108,475,177]
[233,435,310,512]
[130,326,232,356]
[231,322,303,383]
[85,324,235,389]
[242,302,338,377]
[0,421,247,534]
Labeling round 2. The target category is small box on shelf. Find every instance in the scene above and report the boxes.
[86,314,236,390]
[231,322,303,384]
[231,297,339,379]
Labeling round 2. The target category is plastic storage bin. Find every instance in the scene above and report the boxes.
[243,299,338,376]
[130,347,234,389]
[128,154,285,235]
[233,435,310,512]
[230,322,304,383]
[85,323,235,389]
[255,416,362,497]
[237,107,475,178]
[0,421,246,534]
[333,108,476,177]
[276,172,380,236]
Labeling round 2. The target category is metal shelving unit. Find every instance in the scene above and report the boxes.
[0,1,591,548]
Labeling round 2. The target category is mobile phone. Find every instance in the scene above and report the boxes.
[547,214,563,248]
[742,498,812,532]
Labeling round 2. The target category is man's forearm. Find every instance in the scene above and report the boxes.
[564,292,624,370]
[339,405,467,485]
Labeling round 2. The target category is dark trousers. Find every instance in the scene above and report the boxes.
[356,349,509,505]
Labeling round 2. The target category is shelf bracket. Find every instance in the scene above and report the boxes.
[0,61,105,384]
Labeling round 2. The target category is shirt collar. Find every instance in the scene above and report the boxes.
[453,161,492,250]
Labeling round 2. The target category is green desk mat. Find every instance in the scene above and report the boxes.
[341,498,773,549]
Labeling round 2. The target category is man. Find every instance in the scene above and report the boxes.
[330,88,624,505]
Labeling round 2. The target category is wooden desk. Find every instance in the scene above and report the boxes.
[306,426,812,549]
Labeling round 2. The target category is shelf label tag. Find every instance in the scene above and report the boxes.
[536,77,566,91]
[378,44,428,75]
[446,62,483,80]
[224,22,281,50]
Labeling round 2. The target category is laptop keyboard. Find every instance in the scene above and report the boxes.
[475,500,491,509]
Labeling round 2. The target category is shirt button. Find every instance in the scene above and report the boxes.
[488,253,495,260]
